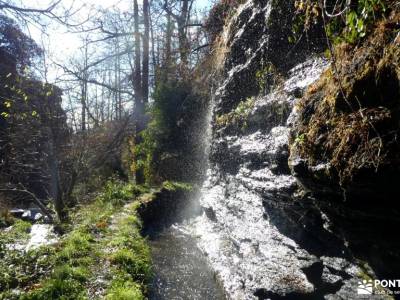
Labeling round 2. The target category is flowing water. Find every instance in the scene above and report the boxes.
[145,56,350,300]
[143,0,389,295]
[145,56,362,299]
[148,225,226,300]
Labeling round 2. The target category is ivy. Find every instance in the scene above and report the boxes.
[293,0,389,45]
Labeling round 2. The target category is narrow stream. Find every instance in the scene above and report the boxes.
[148,224,226,300]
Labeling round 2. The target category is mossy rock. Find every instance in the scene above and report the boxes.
[289,12,400,203]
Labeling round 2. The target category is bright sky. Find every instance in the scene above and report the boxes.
[21,0,212,82]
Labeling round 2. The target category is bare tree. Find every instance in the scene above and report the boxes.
[163,0,192,65]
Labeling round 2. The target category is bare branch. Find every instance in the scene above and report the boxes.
[192,43,210,53]
[0,0,61,14]
[0,188,54,221]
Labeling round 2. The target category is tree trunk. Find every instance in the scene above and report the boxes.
[81,42,88,131]
[46,127,66,222]
[114,36,122,120]
[133,0,142,105]
[162,13,173,82]
[133,0,145,184]
[81,81,87,131]
[177,22,189,65]
[178,0,190,65]
[142,0,150,103]
[163,0,190,67]
[149,3,158,78]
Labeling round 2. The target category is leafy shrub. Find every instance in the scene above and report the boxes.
[99,180,148,206]
[0,245,56,297]
[329,0,388,43]
[135,78,207,184]
[101,181,133,206]
[293,0,390,44]
[255,63,284,94]
[0,219,32,250]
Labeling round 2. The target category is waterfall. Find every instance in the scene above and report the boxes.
[178,0,376,297]
[188,57,341,300]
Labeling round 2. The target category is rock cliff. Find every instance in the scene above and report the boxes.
[189,0,400,299]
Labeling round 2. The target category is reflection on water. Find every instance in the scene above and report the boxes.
[148,225,226,300]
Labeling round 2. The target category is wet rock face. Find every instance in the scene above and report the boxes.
[214,0,324,115]
[287,18,400,281]
[192,0,397,299]
[193,55,367,299]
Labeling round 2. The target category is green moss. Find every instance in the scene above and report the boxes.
[25,265,91,300]
[22,226,95,299]
[356,261,395,299]
[216,97,255,130]
[106,205,151,280]
[294,133,306,145]
[24,278,87,300]
[0,179,151,299]
[162,181,193,192]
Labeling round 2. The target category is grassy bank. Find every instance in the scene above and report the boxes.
[0,181,152,300]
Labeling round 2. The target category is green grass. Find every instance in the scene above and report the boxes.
[0,220,50,297]
[20,219,96,299]
[104,203,152,299]
[0,179,152,300]
[7,220,32,240]
[105,280,144,300]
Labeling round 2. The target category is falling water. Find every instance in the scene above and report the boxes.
[148,0,371,297]
[183,56,360,300]
[147,69,227,300]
